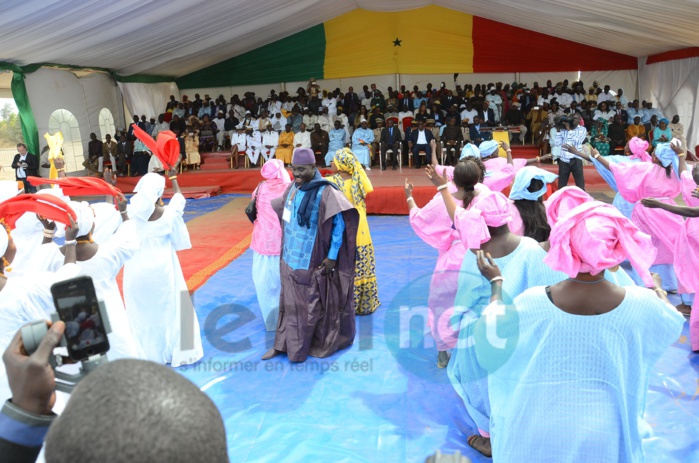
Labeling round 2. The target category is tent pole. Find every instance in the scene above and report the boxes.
[396,73,400,92]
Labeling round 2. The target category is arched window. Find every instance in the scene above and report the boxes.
[98,108,115,141]
[48,109,83,173]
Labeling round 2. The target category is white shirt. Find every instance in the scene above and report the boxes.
[318,114,332,132]
[270,115,287,132]
[322,97,337,115]
[231,133,247,150]
[593,110,615,121]
[213,117,226,132]
[537,96,551,106]
[151,121,170,138]
[294,131,311,148]
[398,110,413,122]
[486,93,503,107]
[416,129,427,145]
[460,109,479,124]
[556,93,573,108]
[555,125,587,163]
[261,130,279,147]
[232,104,246,120]
[597,92,614,103]
[16,154,27,179]
[267,101,282,115]
[246,132,262,149]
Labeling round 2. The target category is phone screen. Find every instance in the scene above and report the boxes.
[51,277,109,361]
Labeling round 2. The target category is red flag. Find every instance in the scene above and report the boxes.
[0,194,76,229]
[131,124,180,170]
[27,177,122,206]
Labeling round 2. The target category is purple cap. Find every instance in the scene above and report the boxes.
[292,148,315,165]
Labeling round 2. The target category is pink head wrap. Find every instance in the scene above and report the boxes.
[456,191,513,248]
[628,137,651,162]
[544,186,593,225]
[544,202,656,286]
[261,159,291,183]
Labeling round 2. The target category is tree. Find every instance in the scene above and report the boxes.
[0,103,24,148]
[0,103,13,122]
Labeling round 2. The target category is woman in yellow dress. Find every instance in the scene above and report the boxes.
[327,147,380,315]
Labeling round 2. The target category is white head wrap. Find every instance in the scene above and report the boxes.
[478,140,500,157]
[129,173,166,222]
[459,143,481,160]
[0,181,22,203]
[67,201,95,237]
[36,186,70,202]
[90,202,122,244]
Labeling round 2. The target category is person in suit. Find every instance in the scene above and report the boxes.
[343,87,360,127]
[408,120,434,168]
[102,134,118,170]
[11,143,38,193]
[116,131,132,176]
[613,101,628,127]
[380,117,403,170]
[469,116,492,147]
[478,101,497,127]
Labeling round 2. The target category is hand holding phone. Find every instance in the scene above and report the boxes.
[51,276,109,361]
[3,321,66,415]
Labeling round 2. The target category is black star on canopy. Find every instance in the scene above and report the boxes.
[393,38,402,47]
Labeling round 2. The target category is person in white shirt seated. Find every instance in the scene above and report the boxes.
[256,110,271,132]
[245,127,262,166]
[261,122,279,162]
[267,95,282,116]
[322,91,337,117]
[238,110,254,130]
[293,122,312,155]
[151,114,170,139]
[486,88,503,122]
[554,88,573,109]
[537,89,552,106]
[317,107,332,133]
[270,112,287,132]
[596,85,614,104]
[303,108,318,130]
[616,88,628,108]
[230,127,247,169]
[593,101,615,123]
[460,102,479,125]
[212,111,227,151]
[333,107,351,140]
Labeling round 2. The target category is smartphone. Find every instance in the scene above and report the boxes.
[51,276,109,361]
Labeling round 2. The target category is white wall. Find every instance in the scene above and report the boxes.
[639,56,699,150]
[24,68,123,156]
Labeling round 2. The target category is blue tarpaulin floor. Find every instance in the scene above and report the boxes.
[178,210,699,463]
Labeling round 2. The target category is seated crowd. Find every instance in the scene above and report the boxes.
[147,78,688,172]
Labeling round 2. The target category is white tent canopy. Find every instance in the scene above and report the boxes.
[2,0,699,77]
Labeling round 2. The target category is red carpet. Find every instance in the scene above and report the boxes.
[115,158,610,215]
[116,196,253,294]
[179,197,253,292]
